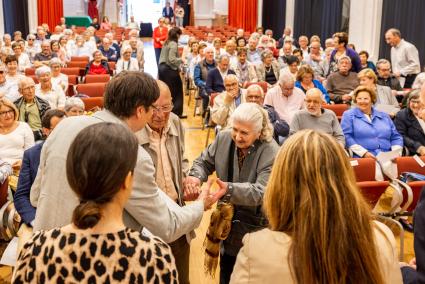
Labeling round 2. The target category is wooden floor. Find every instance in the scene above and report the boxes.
[0,39,414,283]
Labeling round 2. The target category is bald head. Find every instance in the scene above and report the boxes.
[305,88,323,116]
[156,80,172,100]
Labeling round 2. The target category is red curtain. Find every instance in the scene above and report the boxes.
[37,0,64,31]
[228,0,257,33]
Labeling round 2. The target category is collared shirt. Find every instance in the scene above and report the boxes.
[264,85,305,124]
[35,84,66,109]
[391,39,421,78]
[18,101,42,131]
[247,49,261,65]
[146,123,178,202]
[0,80,20,102]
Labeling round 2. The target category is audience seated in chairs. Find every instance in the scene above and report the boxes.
[230,130,402,283]
[245,84,289,144]
[326,55,360,104]
[290,88,345,147]
[34,65,66,110]
[394,89,425,156]
[341,86,403,180]
[14,77,51,141]
[0,97,34,169]
[85,50,110,75]
[264,72,305,125]
[14,109,65,227]
[211,74,246,128]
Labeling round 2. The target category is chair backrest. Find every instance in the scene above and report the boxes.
[85,74,110,84]
[322,104,349,119]
[67,61,87,69]
[107,61,116,70]
[29,75,39,84]
[61,68,81,76]
[24,68,36,76]
[70,56,89,62]
[246,81,268,94]
[210,92,220,107]
[76,83,106,97]
[0,180,8,208]
[67,74,78,85]
[351,158,376,181]
[396,156,425,176]
[81,97,104,111]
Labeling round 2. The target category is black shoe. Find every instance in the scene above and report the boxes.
[399,219,414,233]
[179,114,188,119]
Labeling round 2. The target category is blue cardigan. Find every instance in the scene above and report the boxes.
[295,80,330,103]
[341,107,403,157]
[14,142,44,226]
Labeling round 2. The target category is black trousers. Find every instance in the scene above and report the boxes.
[158,63,184,116]
[403,74,418,89]
[154,48,162,66]
[219,253,237,284]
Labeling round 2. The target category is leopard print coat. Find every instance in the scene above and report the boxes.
[12,227,178,283]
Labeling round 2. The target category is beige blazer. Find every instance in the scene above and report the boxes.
[30,110,204,243]
[211,89,247,128]
[230,221,403,284]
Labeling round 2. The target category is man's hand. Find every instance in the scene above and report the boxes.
[183,176,201,201]
[198,179,228,210]
[418,146,425,156]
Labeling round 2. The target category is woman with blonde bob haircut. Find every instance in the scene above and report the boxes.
[230,130,402,284]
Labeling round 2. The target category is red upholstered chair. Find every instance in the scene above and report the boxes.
[76,83,106,97]
[67,61,88,69]
[396,156,425,212]
[24,68,36,76]
[351,158,390,208]
[84,74,110,84]
[81,97,104,111]
[245,81,268,94]
[29,75,39,84]
[61,68,81,76]
[66,75,79,97]
[322,104,349,121]
[70,56,89,62]
[0,179,8,208]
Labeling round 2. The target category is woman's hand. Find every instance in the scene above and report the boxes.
[363,152,376,160]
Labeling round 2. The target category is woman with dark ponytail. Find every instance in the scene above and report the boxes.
[13,123,178,283]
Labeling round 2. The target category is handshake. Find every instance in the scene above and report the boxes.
[183,176,228,210]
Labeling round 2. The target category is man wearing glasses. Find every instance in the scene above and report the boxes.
[211,74,246,128]
[135,80,191,284]
[14,77,50,140]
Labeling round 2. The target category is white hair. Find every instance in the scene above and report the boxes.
[224,74,238,83]
[65,97,85,112]
[35,65,52,77]
[204,46,214,53]
[230,103,273,142]
[278,72,295,85]
[412,73,425,89]
[246,84,264,97]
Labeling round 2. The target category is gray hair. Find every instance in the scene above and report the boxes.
[26,34,36,40]
[217,54,230,63]
[376,58,391,68]
[204,46,214,53]
[49,58,63,67]
[230,103,273,142]
[35,65,52,77]
[412,73,425,89]
[224,74,238,83]
[337,55,351,64]
[246,84,264,98]
[278,72,295,85]
[260,49,273,61]
[65,97,85,112]
[387,28,401,38]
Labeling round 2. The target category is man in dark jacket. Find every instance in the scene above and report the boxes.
[162,2,174,22]
[14,77,51,141]
[205,54,236,95]
[194,46,216,115]
[14,109,65,226]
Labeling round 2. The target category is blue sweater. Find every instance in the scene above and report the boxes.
[295,80,330,103]
[341,107,403,157]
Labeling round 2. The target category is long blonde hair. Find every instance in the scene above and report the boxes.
[264,130,386,284]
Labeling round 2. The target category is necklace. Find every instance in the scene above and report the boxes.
[265,65,272,72]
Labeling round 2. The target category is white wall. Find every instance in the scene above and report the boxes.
[194,0,214,26]
[214,0,227,15]
[63,0,86,16]
[0,0,4,35]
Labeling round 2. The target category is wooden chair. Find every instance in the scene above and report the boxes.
[70,56,89,62]
[76,83,106,97]
[81,97,104,111]
[85,74,110,84]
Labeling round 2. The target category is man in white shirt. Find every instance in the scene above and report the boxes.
[264,72,305,124]
[385,28,420,88]
[126,16,140,30]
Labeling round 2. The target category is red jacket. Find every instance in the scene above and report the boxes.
[153,26,168,49]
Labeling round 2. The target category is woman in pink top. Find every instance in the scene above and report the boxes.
[100,16,112,31]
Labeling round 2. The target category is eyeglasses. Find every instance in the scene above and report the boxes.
[152,104,173,113]
[0,110,14,117]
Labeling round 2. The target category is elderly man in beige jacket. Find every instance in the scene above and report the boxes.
[135,80,191,284]
[211,74,246,128]
[30,72,225,242]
